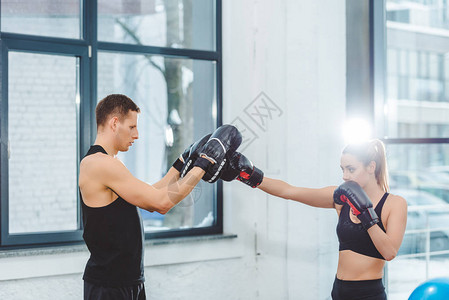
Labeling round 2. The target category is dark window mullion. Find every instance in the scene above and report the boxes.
[84,0,97,145]
[215,0,223,234]
[0,40,10,246]
[383,138,449,144]
[0,32,88,48]
[2,37,88,57]
[98,41,220,61]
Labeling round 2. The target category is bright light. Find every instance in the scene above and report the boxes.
[342,118,372,145]
[165,125,174,147]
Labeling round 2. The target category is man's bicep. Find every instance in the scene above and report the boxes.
[103,159,165,211]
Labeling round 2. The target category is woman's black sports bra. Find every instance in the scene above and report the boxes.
[336,193,389,260]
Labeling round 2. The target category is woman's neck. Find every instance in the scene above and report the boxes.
[364,180,384,203]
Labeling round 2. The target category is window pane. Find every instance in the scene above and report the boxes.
[388,249,449,300]
[8,52,79,234]
[97,51,217,232]
[385,2,449,138]
[98,0,215,51]
[386,0,449,30]
[1,0,81,39]
[388,256,427,300]
[387,143,449,299]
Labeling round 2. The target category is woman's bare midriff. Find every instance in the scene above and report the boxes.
[336,250,385,280]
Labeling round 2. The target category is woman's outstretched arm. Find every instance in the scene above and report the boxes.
[259,177,336,208]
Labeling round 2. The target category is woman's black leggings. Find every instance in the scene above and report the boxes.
[331,277,387,300]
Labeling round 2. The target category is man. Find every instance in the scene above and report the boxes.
[79,94,241,300]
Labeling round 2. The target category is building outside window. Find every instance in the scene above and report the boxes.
[383,1,449,298]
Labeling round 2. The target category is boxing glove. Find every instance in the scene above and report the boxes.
[179,134,211,177]
[194,125,242,173]
[202,155,227,183]
[202,151,240,183]
[172,141,196,173]
[227,152,263,188]
[333,181,379,229]
[218,154,241,182]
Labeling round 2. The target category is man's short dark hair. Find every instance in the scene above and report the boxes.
[96,94,140,128]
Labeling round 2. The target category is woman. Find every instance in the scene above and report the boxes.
[227,139,407,300]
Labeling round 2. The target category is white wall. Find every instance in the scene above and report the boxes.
[222,0,346,298]
[0,0,346,299]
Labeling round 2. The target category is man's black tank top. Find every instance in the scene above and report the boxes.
[336,193,388,260]
[81,145,144,286]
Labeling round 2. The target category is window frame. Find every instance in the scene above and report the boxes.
[0,0,223,248]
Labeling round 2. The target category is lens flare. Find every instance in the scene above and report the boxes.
[343,118,372,144]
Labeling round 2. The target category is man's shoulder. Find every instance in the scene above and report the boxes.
[81,152,110,165]
[80,152,120,174]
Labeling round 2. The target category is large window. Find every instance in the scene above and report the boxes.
[381,1,449,298]
[0,0,222,247]
[8,52,79,234]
